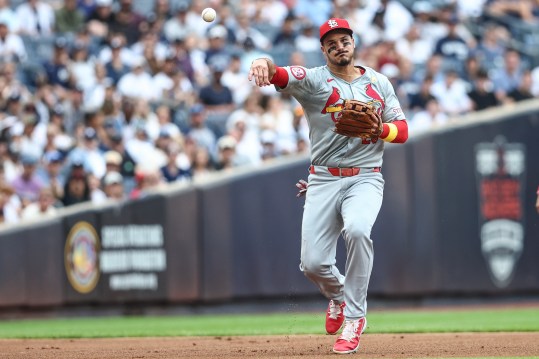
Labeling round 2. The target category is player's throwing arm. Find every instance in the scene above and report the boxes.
[248,58,276,87]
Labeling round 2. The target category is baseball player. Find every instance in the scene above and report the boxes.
[249,18,408,354]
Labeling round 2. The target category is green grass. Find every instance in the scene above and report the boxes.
[0,307,537,339]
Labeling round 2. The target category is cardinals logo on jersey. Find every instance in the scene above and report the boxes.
[321,87,343,123]
[365,83,385,116]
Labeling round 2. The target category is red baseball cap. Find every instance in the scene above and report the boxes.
[319,18,353,43]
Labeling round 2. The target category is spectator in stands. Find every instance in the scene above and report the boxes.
[103,149,122,174]
[410,1,446,50]
[473,24,508,71]
[89,174,106,204]
[163,3,190,43]
[204,25,231,67]
[410,97,449,134]
[487,0,539,22]
[69,41,96,91]
[255,0,288,27]
[43,37,71,88]
[191,146,214,180]
[132,31,168,74]
[0,180,19,223]
[455,0,488,19]
[260,95,298,155]
[84,63,112,113]
[19,106,46,157]
[0,137,20,183]
[61,164,90,206]
[61,85,85,136]
[430,69,473,116]
[506,70,535,102]
[153,54,179,99]
[106,133,136,193]
[395,24,432,67]
[102,170,124,200]
[102,37,131,85]
[531,65,539,97]
[227,116,262,166]
[0,19,27,63]
[198,60,234,113]
[117,57,156,101]
[273,14,298,48]
[21,186,57,219]
[149,0,171,32]
[181,1,213,40]
[467,69,500,111]
[490,49,525,101]
[153,127,172,155]
[186,103,216,155]
[67,127,106,179]
[462,55,482,86]
[221,54,251,106]
[151,105,182,142]
[129,165,164,200]
[214,135,241,171]
[373,0,414,42]
[86,0,114,39]
[0,0,18,33]
[408,76,434,112]
[433,15,469,72]
[109,0,146,45]
[15,0,55,36]
[234,11,271,51]
[295,21,321,53]
[36,149,65,202]
[11,151,43,208]
[260,129,278,161]
[414,54,446,84]
[125,121,159,165]
[160,141,191,183]
[293,0,332,26]
[55,0,85,34]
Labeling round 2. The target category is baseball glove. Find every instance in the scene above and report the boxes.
[333,99,383,139]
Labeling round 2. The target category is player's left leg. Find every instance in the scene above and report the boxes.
[333,172,384,353]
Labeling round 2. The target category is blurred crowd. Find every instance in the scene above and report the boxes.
[1,0,539,224]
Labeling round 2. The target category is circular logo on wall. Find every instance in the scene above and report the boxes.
[64,221,100,294]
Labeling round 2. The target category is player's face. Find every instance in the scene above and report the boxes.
[321,32,354,66]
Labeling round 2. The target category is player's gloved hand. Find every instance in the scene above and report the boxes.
[296,179,308,198]
[334,99,383,139]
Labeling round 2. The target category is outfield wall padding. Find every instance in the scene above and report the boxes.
[1,102,539,309]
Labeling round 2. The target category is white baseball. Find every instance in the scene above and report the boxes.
[201,7,216,22]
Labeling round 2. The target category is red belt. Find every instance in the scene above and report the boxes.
[309,165,381,177]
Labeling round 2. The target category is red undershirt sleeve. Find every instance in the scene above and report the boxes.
[379,120,408,143]
[270,66,289,88]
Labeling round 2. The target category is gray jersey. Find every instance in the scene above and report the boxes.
[277,65,405,168]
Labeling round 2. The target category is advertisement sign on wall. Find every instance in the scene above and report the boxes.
[475,136,526,288]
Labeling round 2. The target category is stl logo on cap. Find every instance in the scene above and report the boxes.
[319,18,353,42]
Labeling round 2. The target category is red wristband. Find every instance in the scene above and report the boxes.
[270,66,289,87]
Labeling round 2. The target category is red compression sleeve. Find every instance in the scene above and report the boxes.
[379,120,408,143]
[270,66,289,87]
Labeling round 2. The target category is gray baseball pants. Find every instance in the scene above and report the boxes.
[299,166,384,320]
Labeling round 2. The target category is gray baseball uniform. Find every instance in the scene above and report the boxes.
[276,65,405,320]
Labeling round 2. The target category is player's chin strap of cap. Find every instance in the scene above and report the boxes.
[309,165,381,177]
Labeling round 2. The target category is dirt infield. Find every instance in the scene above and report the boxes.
[1,332,538,358]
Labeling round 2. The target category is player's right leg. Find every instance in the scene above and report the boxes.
[299,172,344,334]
